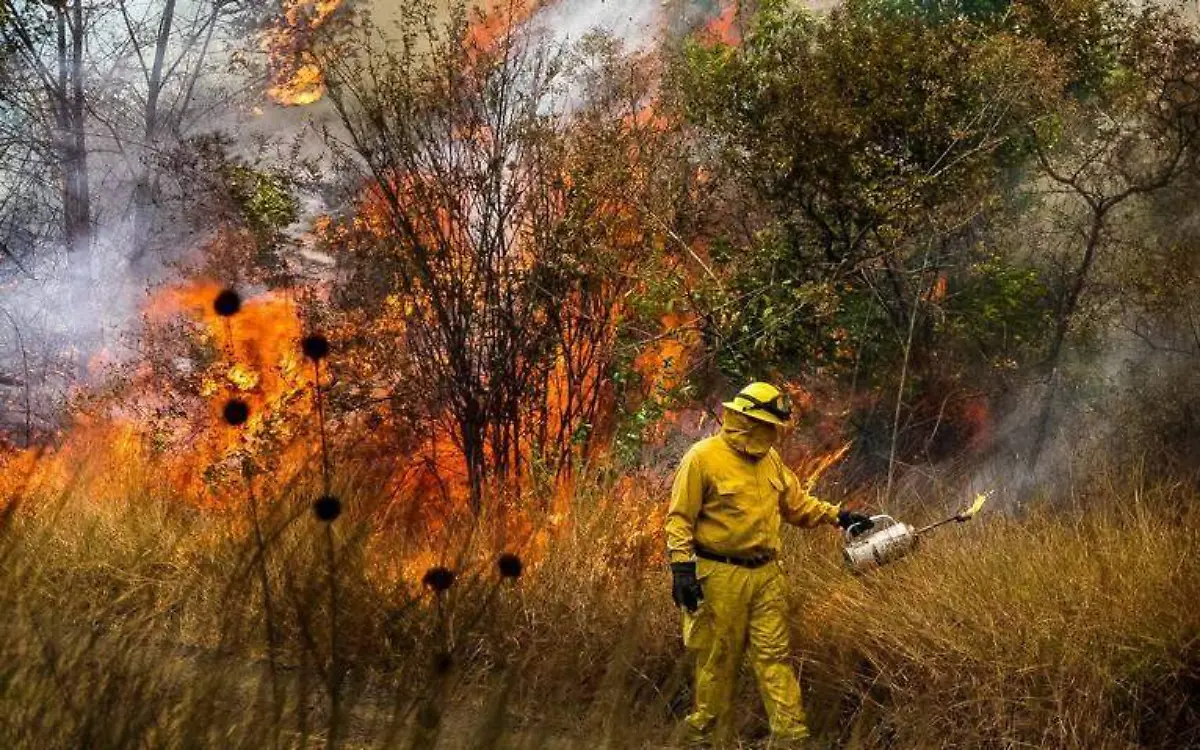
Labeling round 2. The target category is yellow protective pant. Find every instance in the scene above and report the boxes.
[682,558,808,747]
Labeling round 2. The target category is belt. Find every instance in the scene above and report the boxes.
[694,546,776,569]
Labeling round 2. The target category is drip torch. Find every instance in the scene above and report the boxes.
[842,492,990,573]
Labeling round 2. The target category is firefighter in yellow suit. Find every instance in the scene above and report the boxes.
[666,382,873,748]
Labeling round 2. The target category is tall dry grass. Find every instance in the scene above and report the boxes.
[0,460,1197,748]
[789,475,1200,748]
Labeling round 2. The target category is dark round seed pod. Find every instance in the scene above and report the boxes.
[313,494,342,522]
[497,553,523,579]
[301,333,330,361]
[222,399,250,426]
[213,289,242,317]
[422,566,455,593]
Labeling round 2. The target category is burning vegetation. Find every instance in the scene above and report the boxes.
[265,0,346,106]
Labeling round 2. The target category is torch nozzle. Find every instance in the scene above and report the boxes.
[915,491,992,535]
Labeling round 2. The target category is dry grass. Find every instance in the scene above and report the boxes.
[0,463,1197,748]
[789,478,1200,748]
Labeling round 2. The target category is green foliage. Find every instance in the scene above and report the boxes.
[856,0,1132,97]
[671,0,1195,431]
[1009,0,1128,98]
[676,0,1062,253]
[665,0,1200,472]
[940,253,1053,368]
[672,0,1064,385]
[221,164,299,236]
[863,0,1014,22]
[702,228,856,382]
[612,382,689,468]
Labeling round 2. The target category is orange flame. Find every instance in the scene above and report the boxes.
[466,1,538,51]
[799,441,852,493]
[264,0,344,106]
[138,282,317,501]
[701,3,742,47]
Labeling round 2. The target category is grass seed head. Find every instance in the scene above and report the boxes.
[213,289,242,317]
[498,552,523,579]
[301,333,330,361]
[423,566,455,592]
[222,399,250,426]
[313,494,341,521]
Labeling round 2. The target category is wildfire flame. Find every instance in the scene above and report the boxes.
[264,0,344,106]
[261,0,744,108]
[138,281,317,502]
[800,441,852,493]
[466,1,538,51]
[3,0,802,576]
[701,2,741,46]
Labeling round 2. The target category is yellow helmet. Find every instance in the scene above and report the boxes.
[722,382,793,426]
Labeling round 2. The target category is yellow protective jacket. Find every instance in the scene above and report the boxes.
[666,416,840,564]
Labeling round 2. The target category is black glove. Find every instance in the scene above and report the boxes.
[670,561,704,613]
[837,509,875,535]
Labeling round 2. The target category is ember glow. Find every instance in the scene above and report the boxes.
[144,282,307,413]
[130,282,315,502]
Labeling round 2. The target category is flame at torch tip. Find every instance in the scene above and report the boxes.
[960,491,990,520]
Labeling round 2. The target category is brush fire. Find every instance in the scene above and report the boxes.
[265,0,346,106]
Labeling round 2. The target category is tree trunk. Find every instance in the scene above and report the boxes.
[131,0,177,268]
[460,403,486,516]
[64,0,90,261]
[1029,209,1105,471]
[53,1,94,364]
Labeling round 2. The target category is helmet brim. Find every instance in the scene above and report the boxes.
[722,401,789,427]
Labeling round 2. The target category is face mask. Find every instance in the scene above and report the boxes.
[722,411,779,458]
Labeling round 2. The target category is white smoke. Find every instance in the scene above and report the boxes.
[526,0,665,54]
[0,0,734,442]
